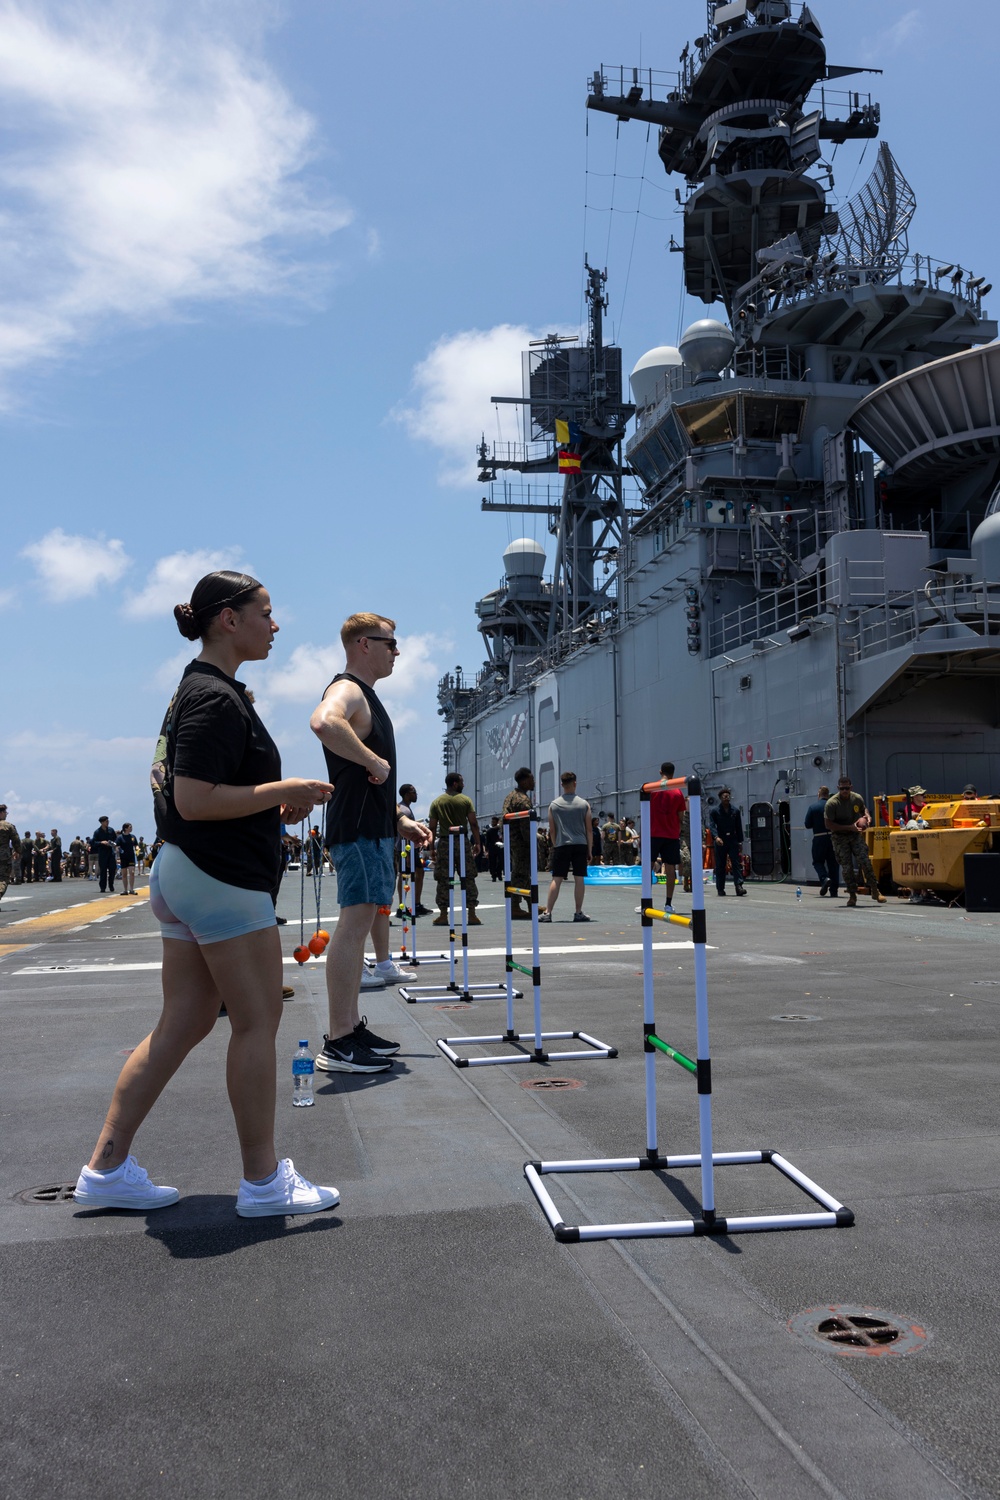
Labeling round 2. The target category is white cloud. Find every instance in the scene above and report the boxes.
[377,632,450,704]
[21,527,130,599]
[884,8,922,48]
[393,324,577,486]
[153,647,196,692]
[861,8,922,62]
[3,795,84,826]
[264,641,343,704]
[0,0,351,396]
[261,630,451,713]
[5,730,152,766]
[0,586,16,608]
[3,733,155,830]
[124,548,254,619]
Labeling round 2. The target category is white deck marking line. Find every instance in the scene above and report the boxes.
[13,940,700,975]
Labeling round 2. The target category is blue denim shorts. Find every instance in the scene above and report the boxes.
[329,836,396,908]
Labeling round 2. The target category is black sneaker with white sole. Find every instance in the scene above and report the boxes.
[354,1016,400,1057]
[315,1032,395,1073]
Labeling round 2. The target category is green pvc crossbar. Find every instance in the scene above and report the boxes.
[508,961,533,978]
[648,1034,697,1074]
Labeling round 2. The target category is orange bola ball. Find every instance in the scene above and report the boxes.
[293,944,311,965]
[315,929,330,943]
[308,933,326,956]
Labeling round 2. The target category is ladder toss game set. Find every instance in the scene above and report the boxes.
[369,841,450,974]
[398,830,513,1003]
[522,777,855,1243]
[335,783,852,1242]
[436,809,617,1067]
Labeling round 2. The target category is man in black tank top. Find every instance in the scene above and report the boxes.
[310,613,432,1073]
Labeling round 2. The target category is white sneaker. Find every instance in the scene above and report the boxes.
[360,969,386,991]
[374,960,409,984]
[74,1154,179,1211]
[236,1158,340,1218]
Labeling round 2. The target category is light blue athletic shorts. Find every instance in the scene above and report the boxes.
[328,836,395,907]
[149,843,276,945]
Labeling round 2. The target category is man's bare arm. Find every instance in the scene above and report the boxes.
[398,813,432,848]
[310,680,389,784]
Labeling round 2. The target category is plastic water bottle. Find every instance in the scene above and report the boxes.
[292,1041,315,1106]
[795,886,802,904]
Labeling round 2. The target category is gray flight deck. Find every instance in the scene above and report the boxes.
[1,876,997,1498]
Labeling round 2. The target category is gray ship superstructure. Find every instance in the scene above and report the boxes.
[439,0,1000,879]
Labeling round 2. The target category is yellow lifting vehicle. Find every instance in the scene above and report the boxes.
[866,793,998,896]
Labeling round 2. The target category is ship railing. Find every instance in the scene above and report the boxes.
[440,619,619,728]
[484,439,556,467]
[709,575,826,655]
[734,251,991,329]
[588,64,681,105]
[708,1,810,33]
[731,345,808,383]
[633,347,812,442]
[842,581,1000,661]
[881,507,982,554]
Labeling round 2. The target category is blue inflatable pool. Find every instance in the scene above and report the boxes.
[585,865,642,886]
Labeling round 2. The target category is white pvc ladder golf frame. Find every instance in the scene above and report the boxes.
[399,829,513,1003]
[437,809,617,1068]
[524,777,854,1240]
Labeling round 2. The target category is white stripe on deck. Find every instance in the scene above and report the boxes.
[12,940,699,975]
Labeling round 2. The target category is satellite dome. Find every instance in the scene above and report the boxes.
[679,319,736,383]
[971,509,1000,583]
[629,346,683,410]
[503,538,546,579]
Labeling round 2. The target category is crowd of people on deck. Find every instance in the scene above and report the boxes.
[3,821,151,887]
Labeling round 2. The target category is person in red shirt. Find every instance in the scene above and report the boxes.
[648,761,686,911]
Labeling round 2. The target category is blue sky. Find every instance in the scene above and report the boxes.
[4,0,996,835]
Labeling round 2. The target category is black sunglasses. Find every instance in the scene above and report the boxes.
[362,635,399,650]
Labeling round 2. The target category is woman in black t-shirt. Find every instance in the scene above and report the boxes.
[76,571,339,1219]
[116,824,139,895]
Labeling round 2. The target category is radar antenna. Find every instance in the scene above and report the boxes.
[820,142,916,277]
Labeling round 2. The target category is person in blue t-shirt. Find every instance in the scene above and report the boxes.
[804,786,839,897]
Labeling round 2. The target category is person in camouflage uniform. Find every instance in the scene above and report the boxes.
[32,832,48,883]
[679,805,693,893]
[501,766,534,919]
[601,814,619,864]
[825,776,887,908]
[0,805,21,907]
[428,772,482,925]
[48,829,63,882]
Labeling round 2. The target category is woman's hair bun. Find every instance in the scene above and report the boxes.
[174,601,201,641]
